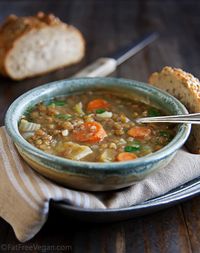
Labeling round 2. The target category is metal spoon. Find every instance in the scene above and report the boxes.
[136,113,200,124]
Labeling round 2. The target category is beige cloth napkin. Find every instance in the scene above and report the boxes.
[1,126,200,242]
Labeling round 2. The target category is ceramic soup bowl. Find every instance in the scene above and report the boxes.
[5,77,191,191]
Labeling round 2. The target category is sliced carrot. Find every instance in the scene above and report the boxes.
[127,126,151,139]
[117,152,137,162]
[72,121,107,143]
[87,99,110,111]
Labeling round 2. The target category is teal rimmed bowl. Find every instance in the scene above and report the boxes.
[5,77,191,191]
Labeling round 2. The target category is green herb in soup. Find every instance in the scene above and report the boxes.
[19,90,177,162]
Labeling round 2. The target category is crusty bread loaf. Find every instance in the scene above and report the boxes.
[149,66,200,154]
[0,12,85,80]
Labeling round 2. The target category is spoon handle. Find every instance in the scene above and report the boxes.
[136,113,200,124]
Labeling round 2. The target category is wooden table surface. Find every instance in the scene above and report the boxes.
[1,0,200,252]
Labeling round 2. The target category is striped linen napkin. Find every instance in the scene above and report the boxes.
[1,126,200,242]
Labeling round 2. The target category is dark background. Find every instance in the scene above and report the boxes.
[1,0,200,252]
[1,0,200,125]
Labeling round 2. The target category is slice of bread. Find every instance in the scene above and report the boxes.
[149,66,200,153]
[0,12,85,80]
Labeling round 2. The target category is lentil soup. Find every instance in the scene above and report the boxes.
[19,90,176,162]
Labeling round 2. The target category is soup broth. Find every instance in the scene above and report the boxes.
[19,90,176,162]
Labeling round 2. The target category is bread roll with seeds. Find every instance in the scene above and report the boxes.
[149,66,200,153]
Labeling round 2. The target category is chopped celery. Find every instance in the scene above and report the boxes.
[96,109,106,114]
[124,146,140,152]
[47,101,66,106]
[55,114,72,120]
[124,140,141,152]
[159,131,170,138]
[148,108,160,117]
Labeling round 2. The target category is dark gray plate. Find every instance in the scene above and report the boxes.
[52,177,200,222]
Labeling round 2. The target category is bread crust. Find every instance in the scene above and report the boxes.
[0,12,85,79]
[149,66,200,154]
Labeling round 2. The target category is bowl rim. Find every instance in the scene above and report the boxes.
[5,77,191,170]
